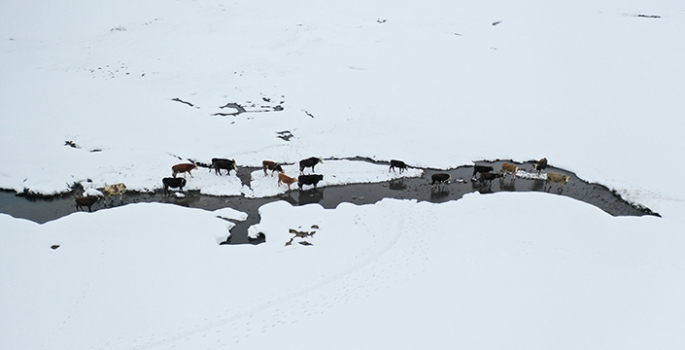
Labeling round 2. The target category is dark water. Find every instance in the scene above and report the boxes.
[0,160,658,244]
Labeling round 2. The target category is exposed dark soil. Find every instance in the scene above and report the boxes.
[0,160,658,245]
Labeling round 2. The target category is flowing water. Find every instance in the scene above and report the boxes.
[0,160,658,244]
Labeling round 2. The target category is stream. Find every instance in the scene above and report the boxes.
[0,160,658,244]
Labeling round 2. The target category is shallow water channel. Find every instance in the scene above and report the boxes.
[0,160,658,244]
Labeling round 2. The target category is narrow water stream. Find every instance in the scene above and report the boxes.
[0,160,658,244]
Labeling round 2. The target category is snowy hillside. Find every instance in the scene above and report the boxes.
[1,0,684,348]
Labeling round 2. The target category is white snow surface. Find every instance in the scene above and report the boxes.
[2,194,685,349]
[1,0,685,348]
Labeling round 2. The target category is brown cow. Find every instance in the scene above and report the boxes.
[172,163,198,178]
[263,160,284,176]
[534,157,548,174]
[75,196,99,212]
[500,162,520,180]
[278,173,298,191]
[478,172,503,184]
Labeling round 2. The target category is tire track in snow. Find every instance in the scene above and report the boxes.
[126,204,407,350]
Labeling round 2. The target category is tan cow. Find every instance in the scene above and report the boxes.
[546,172,571,189]
[103,183,127,204]
[277,172,298,191]
[500,162,520,179]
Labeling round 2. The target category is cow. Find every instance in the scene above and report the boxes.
[500,162,520,180]
[162,177,187,196]
[262,160,284,176]
[278,172,298,191]
[172,163,199,178]
[75,196,99,212]
[389,159,408,174]
[298,174,324,190]
[545,172,571,190]
[103,183,127,204]
[431,173,451,185]
[208,158,237,175]
[534,157,548,174]
[478,172,503,184]
[472,165,494,177]
[299,157,323,174]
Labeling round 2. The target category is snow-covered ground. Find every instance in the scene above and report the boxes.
[1,0,684,348]
[2,195,684,349]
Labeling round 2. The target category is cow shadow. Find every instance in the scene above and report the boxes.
[103,198,125,208]
[168,193,201,207]
[545,184,565,194]
[498,178,517,192]
[298,188,324,205]
[430,185,450,202]
[277,192,299,206]
[472,179,497,193]
[389,178,407,191]
[530,179,545,192]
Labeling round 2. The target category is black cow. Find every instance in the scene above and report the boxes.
[163,177,187,196]
[389,159,408,174]
[75,196,99,212]
[478,172,503,184]
[298,174,324,190]
[209,158,238,175]
[534,157,548,174]
[472,165,494,177]
[431,173,451,185]
[299,157,323,174]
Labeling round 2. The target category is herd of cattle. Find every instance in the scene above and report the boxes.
[74,156,571,212]
[466,157,572,189]
[74,156,326,212]
[388,157,571,190]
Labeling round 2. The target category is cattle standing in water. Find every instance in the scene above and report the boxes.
[534,157,548,174]
[478,172,503,184]
[278,173,298,191]
[103,183,127,204]
[389,159,408,174]
[262,160,284,176]
[431,173,451,185]
[208,158,237,175]
[298,174,324,190]
[545,172,571,190]
[172,163,199,178]
[299,157,323,174]
[75,196,99,212]
[472,165,494,177]
[162,177,187,197]
[500,162,520,180]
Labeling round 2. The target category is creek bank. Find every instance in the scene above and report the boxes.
[0,160,658,244]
